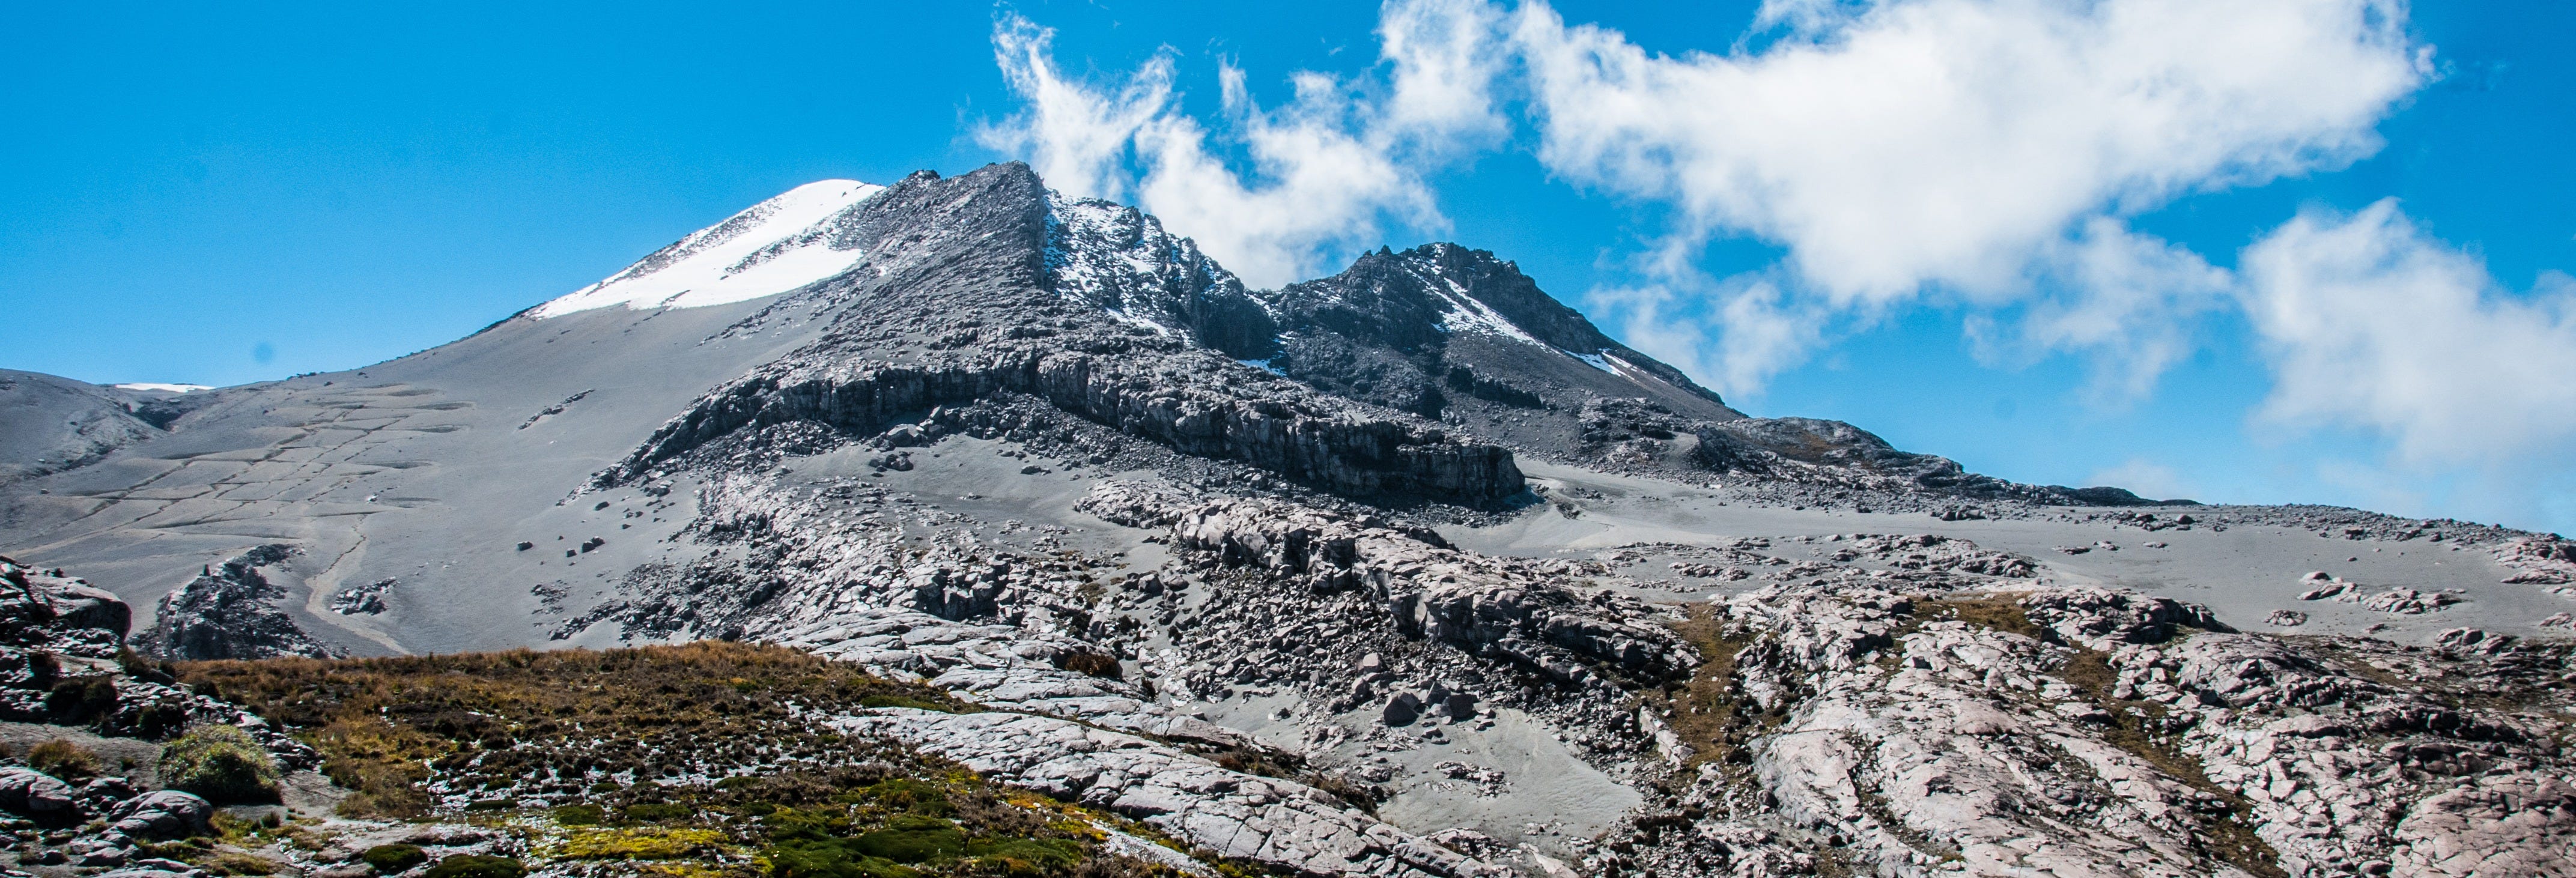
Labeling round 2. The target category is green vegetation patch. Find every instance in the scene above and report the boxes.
[159,724,282,803]
[176,643,1191,877]
[362,844,428,873]
[423,855,525,878]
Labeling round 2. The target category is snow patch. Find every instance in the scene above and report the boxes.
[1429,276,1546,347]
[1043,192,1254,333]
[112,383,211,393]
[532,180,884,318]
[1570,351,1620,375]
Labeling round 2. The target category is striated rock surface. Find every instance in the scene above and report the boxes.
[837,707,1510,878]
[768,606,1250,747]
[1591,580,2576,878]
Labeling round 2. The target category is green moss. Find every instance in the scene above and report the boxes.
[558,827,728,860]
[421,855,524,878]
[962,837,1083,871]
[764,839,920,878]
[852,815,965,863]
[158,724,281,803]
[858,778,950,815]
[361,844,428,873]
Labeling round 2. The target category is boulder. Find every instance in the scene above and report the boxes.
[108,790,213,838]
[0,767,76,814]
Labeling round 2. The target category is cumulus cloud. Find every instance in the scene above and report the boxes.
[977,3,1503,286]
[1510,0,2425,391]
[2240,199,2576,466]
[1376,0,1510,153]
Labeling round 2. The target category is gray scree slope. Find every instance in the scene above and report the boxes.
[4,162,2572,877]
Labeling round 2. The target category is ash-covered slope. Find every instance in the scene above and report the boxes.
[0,371,218,484]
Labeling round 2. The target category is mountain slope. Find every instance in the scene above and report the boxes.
[2,163,2572,877]
[0,370,215,484]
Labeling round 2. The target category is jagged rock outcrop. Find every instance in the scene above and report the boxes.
[604,351,1523,503]
[2496,536,2576,586]
[1,554,132,667]
[0,557,321,762]
[132,545,341,661]
[1164,491,1694,685]
[2020,587,2235,650]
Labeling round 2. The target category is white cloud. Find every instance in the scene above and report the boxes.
[1589,274,1827,397]
[2240,199,2576,466]
[1377,0,1510,154]
[979,2,1503,287]
[1509,0,2425,389]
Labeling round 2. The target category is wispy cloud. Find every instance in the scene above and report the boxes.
[976,3,1502,286]
[976,16,1171,202]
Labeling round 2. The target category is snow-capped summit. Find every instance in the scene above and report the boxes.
[533,179,886,318]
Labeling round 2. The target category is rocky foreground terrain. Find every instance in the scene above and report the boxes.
[2,163,2571,876]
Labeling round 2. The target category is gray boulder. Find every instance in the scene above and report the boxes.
[0,767,76,814]
[108,790,212,838]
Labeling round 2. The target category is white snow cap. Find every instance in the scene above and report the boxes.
[533,180,886,318]
[112,383,211,393]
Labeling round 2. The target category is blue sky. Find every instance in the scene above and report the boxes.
[5,1,2573,534]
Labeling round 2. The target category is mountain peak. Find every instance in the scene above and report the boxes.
[532,178,887,318]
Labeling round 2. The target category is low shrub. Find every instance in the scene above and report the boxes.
[157,724,280,803]
[550,804,604,825]
[26,739,100,780]
[44,676,118,721]
[1054,652,1122,679]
